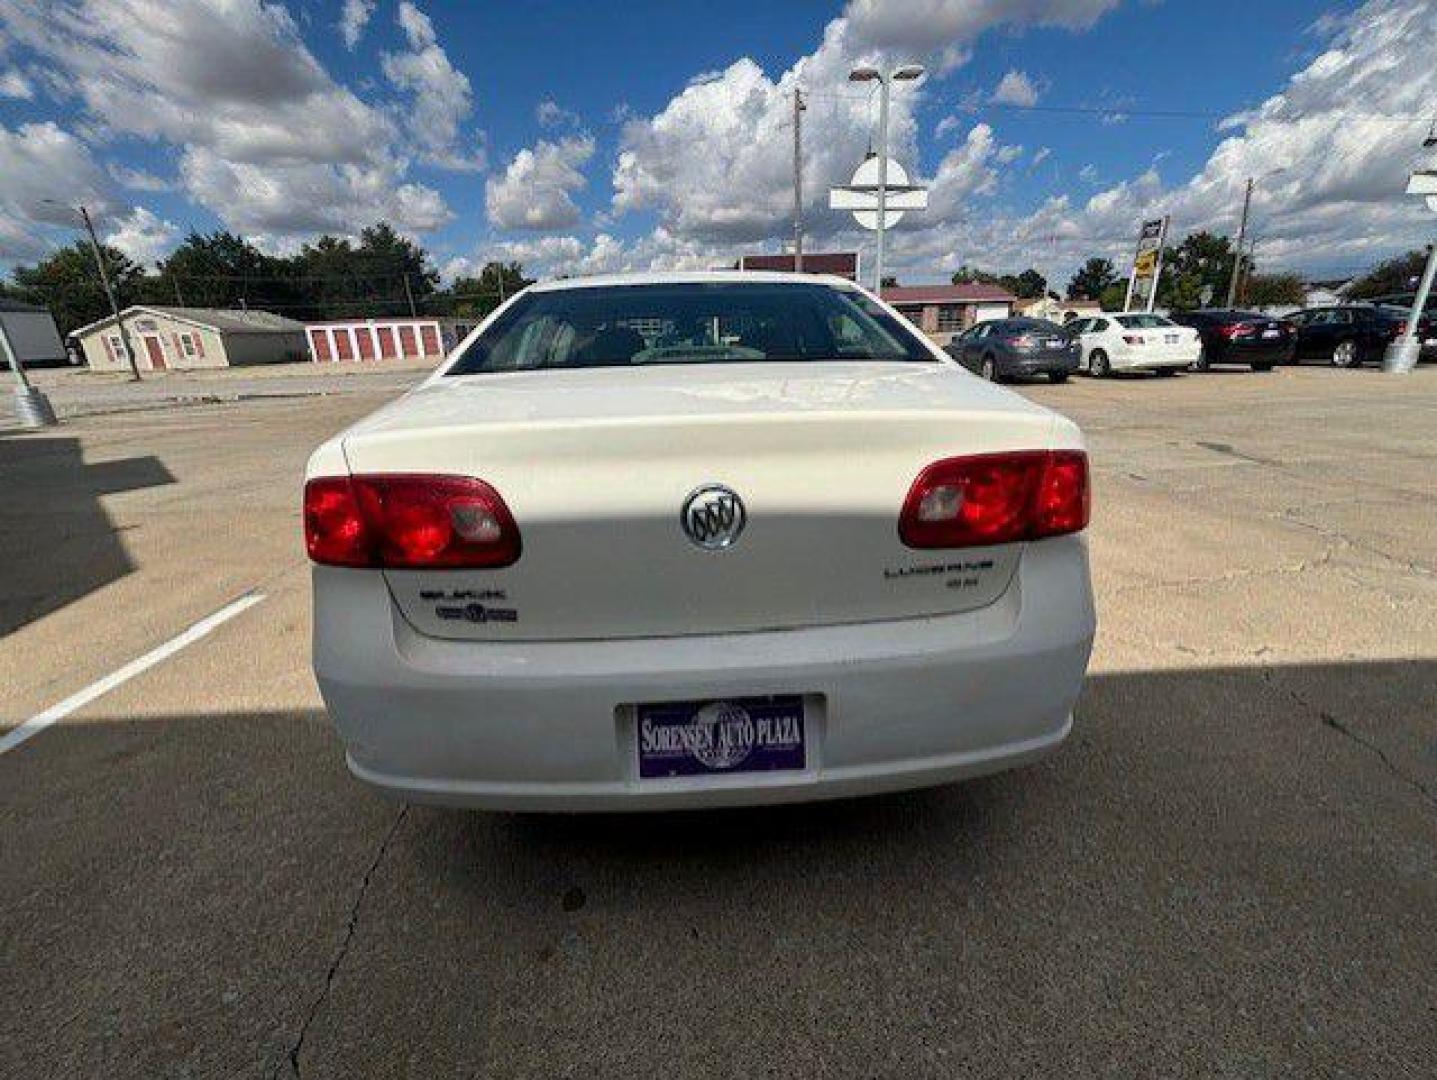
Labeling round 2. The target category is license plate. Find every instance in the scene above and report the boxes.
[1426,338,1437,346]
[636,695,806,779]
[1262,328,1280,339]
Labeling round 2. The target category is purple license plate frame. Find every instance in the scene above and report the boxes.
[636,695,807,780]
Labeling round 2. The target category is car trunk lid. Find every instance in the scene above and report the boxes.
[340,362,1063,641]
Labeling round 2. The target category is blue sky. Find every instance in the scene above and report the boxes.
[3,0,1434,285]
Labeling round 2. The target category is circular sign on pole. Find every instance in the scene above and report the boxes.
[850,157,908,230]
[830,156,927,231]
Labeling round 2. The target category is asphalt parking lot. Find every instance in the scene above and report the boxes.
[3,364,1435,1078]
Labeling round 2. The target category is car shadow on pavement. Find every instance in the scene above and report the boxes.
[0,433,175,638]
[3,659,1434,1078]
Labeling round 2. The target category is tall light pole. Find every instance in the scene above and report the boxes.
[1,313,58,428]
[849,63,924,293]
[1384,160,1437,373]
[44,200,141,381]
[792,85,805,272]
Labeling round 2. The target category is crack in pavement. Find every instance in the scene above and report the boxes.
[1277,508,1437,581]
[1105,547,1337,596]
[1264,671,1436,811]
[276,804,409,1079]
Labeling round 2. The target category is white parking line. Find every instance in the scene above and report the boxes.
[0,592,267,757]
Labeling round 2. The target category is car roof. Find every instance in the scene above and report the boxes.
[526,270,859,293]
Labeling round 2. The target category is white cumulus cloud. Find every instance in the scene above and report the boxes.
[0,0,455,250]
[381,1,483,170]
[486,135,596,231]
[610,0,1121,247]
[339,0,376,50]
[0,68,34,98]
[991,69,1040,107]
[104,205,179,265]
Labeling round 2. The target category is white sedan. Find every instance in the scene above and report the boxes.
[305,273,1096,811]
[1069,312,1201,376]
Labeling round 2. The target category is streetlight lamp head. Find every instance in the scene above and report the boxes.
[848,66,880,82]
[893,64,926,81]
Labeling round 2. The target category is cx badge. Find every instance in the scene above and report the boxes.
[681,484,747,550]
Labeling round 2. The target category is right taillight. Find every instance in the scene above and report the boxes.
[899,450,1090,549]
[304,474,521,568]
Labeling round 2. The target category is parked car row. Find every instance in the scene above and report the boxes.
[943,303,1435,383]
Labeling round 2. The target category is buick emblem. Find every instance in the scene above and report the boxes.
[681,484,746,550]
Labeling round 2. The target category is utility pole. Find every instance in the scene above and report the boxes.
[1224,177,1254,308]
[79,204,140,381]
[792,86,805,272]
[403,273,418,317]
[172,275,184,306]
[1236,237,1259,306]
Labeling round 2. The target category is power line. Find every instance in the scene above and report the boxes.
[802,90,1437,126]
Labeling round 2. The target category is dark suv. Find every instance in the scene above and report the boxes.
[1286,304,1430,367]
[1167,309,1294,371]
[945,318,1081,383]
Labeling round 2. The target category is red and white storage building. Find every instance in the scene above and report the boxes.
[304,317,474,365]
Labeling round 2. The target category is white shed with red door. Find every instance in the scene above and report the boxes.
[71,306,307,372]
[303,317,474,365]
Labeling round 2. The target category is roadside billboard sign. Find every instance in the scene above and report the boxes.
[1124,216,1169,312]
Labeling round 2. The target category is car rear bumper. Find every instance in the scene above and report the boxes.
[1210,341,1293,365]
[313,536,1096,811]
[1109,346,1199,371]
[1006,351,1080,376]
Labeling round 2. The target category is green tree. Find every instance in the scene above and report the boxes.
[1242,273,1305,306]
[293,222,441,319]
[1067,257,1118,300]
[1155,230,1237,310]
[951,265,1045,298]
[1099,282,1128,312]
[441,262,533,318]
[1348,250,1427,299]
[156,231,295,312]
[999,268,1047,300]
[951,265,1002,286]
[9,242,144,337]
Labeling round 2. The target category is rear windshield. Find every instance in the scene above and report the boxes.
[1004,319,1065,333]
[1115,314,1173,329]
[446,282,936,374]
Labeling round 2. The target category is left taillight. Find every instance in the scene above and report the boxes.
[899,450,1090,549]
[304,474,521,568]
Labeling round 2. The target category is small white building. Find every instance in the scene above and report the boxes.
[72,306,308,372]
[1014,297,1104,324]
[0,299,67,368]
[303,317,474,364]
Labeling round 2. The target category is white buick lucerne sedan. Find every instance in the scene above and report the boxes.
[305,273,1095,811]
